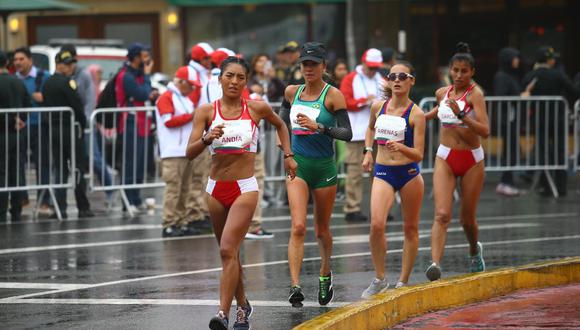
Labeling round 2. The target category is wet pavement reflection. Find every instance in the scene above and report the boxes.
[0,179,579,329]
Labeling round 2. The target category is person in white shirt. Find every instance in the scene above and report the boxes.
[155,66,203,237]
[340,48,385,222]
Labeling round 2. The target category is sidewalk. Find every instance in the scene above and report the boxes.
[395,283,580,329]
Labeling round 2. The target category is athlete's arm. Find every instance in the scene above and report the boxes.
[424,87,445,120]
[252,100,297,179]
[278,85,299,127]
[461,87,490,138]
[185,103,222,160]
[362,100,382,172]
[391,105,425,162]
[323,87,352,141]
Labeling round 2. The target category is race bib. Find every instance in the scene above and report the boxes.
[211,120,254,153]
[290,104,320,135]
[437,100,466,126]
[375,114,406,144]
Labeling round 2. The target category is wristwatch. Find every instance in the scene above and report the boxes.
[317,123,326,134]
[201,135,212,145]
[363,146,373,154]
[457,110,466,119]
[284,153,295,159]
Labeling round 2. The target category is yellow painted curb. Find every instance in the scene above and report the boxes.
[294,257,580,330]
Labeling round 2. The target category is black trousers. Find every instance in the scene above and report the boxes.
[0,132,24,220]
[52,125,91,214]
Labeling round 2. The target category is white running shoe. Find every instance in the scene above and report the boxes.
[361,277,389,299]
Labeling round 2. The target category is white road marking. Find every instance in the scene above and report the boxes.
[35,224,163,235]
[1,234,578,303]
[0,283,91,290]
[0,298,349,307]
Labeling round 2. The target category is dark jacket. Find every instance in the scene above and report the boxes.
[493,48,521,96]
[522,65,580,98]
[42,72,87,129]
[0,72,30,133]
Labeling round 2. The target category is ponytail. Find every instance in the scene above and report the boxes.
[450,42,475,68]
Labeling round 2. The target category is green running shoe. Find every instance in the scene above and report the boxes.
[318,272,334,305]
[469,241,486,273]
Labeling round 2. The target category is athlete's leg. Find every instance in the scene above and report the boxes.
[287,177,310,286]
[311,184,337,276]
[459,162,485,255]
[213,192,258,315]
[368,177,395,280]
[430,158,456,264]
[398,174,424,283]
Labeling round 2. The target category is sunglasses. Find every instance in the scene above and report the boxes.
[387,72,414,81]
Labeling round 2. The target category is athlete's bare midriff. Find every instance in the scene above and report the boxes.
[209,153,255,181]
[376,146,415,166]
[440,126,481,150]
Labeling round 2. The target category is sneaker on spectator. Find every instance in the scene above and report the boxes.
[181,223,202,236]
[245,228,274,239]
[361,277,389,299]
[38,204,54,217]
[495,183,520,197]
[345,211,367,222]
[162,225,183,238]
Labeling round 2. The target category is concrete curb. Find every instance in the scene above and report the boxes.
[294,257,580,330]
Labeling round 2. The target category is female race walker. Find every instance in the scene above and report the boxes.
[424,42,490,281]
[279,42,352,307]
[186,57,297,330]
[361,62,425,298]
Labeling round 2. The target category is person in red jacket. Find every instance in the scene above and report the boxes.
[155,66,203,237]
[340,48,385,222]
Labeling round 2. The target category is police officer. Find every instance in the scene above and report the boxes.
[42,50,90,219]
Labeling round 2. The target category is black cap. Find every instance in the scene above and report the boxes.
[536,46,559,63]
[55,50,77,64]
[127,42,148,60]
[280,41,299,53]
[298,42,326,64]
[60,44,77,58]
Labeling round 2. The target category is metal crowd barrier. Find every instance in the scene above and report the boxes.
[89,106,163,217]
[0,107,76,221]
[575,100,580,173]
[419,96,571,197]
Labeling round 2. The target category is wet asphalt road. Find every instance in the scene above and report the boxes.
[0,174,579,329]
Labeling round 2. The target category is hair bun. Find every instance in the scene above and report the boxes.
[456,42,471,54]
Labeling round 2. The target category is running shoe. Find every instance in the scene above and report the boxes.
[233,300,252,330]
[425,262,442,281]
[318,272,334,305]
[361,277,389,299]
[209,310,228,330]
[395,281,407,289]
[288,285,305,305]
[495,183,521,197]
[245,228,274,239]
[469,242,486,273]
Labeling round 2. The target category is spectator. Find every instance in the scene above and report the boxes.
[0,50,30,222]
[188,42,214,106]
[115,43,157,212]
[155,66,204,237]
[340,48,385,222]
[493,47,523,197]
[13,46,52,216]
[87,64,114,202]
[522,46,580,197]
[248,53,285,103]
[42,50,88,219]
[281,41,303,86]
[329,58,348,89]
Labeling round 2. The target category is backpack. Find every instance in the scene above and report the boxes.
[34,69,45,92]
[95,69,122,128]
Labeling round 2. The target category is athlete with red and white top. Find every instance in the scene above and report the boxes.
[424,42,490,281]
[186,56,296,330]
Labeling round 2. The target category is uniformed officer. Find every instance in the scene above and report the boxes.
[42,50,90,219]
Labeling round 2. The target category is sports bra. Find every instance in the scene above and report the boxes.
[207,98,258,155]
[438,84,476,128]
[375,99,414,148]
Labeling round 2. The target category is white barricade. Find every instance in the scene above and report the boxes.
[0,107,76,220]
[89,106,163,217]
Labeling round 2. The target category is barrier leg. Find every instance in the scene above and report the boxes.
[544,170,559,198]
[32,189,46,221]
[120,189,134,217]
[48,188,63,221]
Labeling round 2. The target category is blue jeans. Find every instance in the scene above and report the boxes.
[85,131,113,197]
[122,115,145,206]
